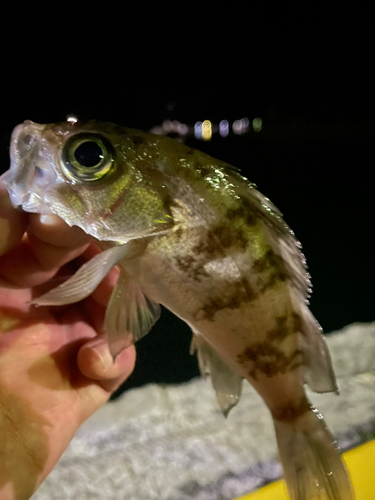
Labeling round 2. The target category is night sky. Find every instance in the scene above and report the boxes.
[1,3,373,394]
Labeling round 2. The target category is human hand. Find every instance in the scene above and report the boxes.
[0,181,136,500]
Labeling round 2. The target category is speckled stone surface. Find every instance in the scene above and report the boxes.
[32,322,375,500]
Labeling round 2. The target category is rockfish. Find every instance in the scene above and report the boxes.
[2,119,354,499]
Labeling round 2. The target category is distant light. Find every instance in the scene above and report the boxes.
[178,123,188,135]
[163,120,183,133]
[202,120,212,141]
[149,125,164,135]
[252,117,263,132]
[219,120,229,137]
[194,121,203,139]
[233,119,242,134]
[241,117,249,131]
[66,115,78,124]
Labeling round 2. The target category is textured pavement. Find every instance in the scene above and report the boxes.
[32,322,375,500]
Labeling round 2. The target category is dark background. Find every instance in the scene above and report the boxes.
[1,2,373,396]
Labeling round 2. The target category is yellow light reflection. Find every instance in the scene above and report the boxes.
[202,120,212,141]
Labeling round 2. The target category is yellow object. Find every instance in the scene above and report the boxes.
[235,440,375,500]
[202,120,212,141]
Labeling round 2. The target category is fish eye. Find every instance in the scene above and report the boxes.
[61,133,115,182]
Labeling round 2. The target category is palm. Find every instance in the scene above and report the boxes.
[0,285,97,498]
[0,189,135,500]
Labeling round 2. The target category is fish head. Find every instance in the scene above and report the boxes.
[2,120,174,241]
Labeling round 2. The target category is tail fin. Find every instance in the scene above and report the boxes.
[273,406,354,500]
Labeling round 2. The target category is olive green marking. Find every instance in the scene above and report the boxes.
[211,225,248,251]
[226,199,257,227]
[253,249,284,273]
[253,249,288,292]
[260,270,288,291]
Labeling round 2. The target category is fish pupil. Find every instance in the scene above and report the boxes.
[74,141,103,167]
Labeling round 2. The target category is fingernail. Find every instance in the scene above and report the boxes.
[92,341,114,371]
[39,214,61,226]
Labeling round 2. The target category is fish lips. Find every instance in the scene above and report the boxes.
[2,121,57,214]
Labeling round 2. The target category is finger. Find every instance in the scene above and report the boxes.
[77,337,136,392]
[27,232,91,271]
[28,214,91,247]
[0,236,91,288]
[0,182,28,257]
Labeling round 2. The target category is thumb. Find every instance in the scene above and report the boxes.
[76,338,136,420]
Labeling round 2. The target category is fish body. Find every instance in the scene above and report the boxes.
[2,120,354,499]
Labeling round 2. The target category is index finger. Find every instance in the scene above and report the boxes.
[0,181,28,257]
[0,182,92,288]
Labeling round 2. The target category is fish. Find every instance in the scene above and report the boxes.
[2,119,354,499]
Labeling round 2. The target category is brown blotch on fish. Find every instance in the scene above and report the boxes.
[267,314,303,342]
[260,270,288,292]
[197,282,254,320]
[292,312,303,334]
[131,135,146,146]
[237,343,303,380]
[212,226,233,247]
[272,397,311,422]
[193,233,225,259]
[253,249,288,292]
[241,278,258,302]
[173,227,184,241]
[253,249,283,273]
[211,225,248,251]
[226,200,257,227]
[197,165,212,178]
[267,316,290,342]
[175,255,209,282]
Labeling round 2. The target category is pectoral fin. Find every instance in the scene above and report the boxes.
[190,331,243,417]
[31,244,133,306]
[105,272,161,359]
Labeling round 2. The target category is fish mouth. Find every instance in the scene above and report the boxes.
[2,121,56,214]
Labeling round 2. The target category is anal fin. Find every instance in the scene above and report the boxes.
[190,331,243,417]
